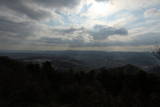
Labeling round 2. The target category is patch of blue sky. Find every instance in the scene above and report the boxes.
[80,3,92,13]
[107,9,146,29]
[146,4,160,10]
[126,6,160,30]
[125,17,145,30]
[54,12,73,26]
[45,19,62,27]
[95,10,136,23]
[125,10,145,29]
[56,10,88,26]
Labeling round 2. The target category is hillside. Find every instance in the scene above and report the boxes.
[0,56,160,107]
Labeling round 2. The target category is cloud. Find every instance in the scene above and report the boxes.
[33,0,81,8]
[144,8,160,18]
[0,19,129,47]
[113,0,160,10]
[95,0,110,2]
[89,25,128,40]
[42,26,159,47]
[132,32,160,46]
[0,15,54,46]
[49,25,128,41]
[0,0,83,46]
[0,0,54,21]
[0,0,82,21]
[0,18,37,38]
[29,25,128,47]
[51,27,94,43]
[0,0,159,51]
[54,27,85,35]
[98,32,160,47]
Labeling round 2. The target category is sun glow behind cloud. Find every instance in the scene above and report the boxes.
[0,0,160,51]
[88,2,108,17]
[81,0,117,19]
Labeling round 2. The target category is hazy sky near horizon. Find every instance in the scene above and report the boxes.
[0,0,160,51]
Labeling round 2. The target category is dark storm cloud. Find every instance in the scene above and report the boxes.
[89,25,128,40]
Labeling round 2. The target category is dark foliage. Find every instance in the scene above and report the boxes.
[0,56,160,107]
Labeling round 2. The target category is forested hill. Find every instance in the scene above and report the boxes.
[0,56,160,107]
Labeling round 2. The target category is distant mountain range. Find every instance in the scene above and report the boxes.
[0,50,159,71]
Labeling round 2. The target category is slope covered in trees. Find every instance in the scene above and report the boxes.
[0,56,160,107]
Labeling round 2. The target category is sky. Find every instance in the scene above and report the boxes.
[0,0,160,51]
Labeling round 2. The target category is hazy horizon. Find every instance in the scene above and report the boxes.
[0,49,153,52]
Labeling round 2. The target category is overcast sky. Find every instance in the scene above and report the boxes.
[0,0,160,51]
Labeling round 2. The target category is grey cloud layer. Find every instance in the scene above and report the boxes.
[0,0,109,21]
[89,25,128,40]
[36,25,128,47]
[0,0,82,21]
[37,27,160,47]
[0,0,82,46]
[0,0,159,49]
[0,0,53,21]
[95,0,110,2]
[34,0,81,8]
[0,17,42,46]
